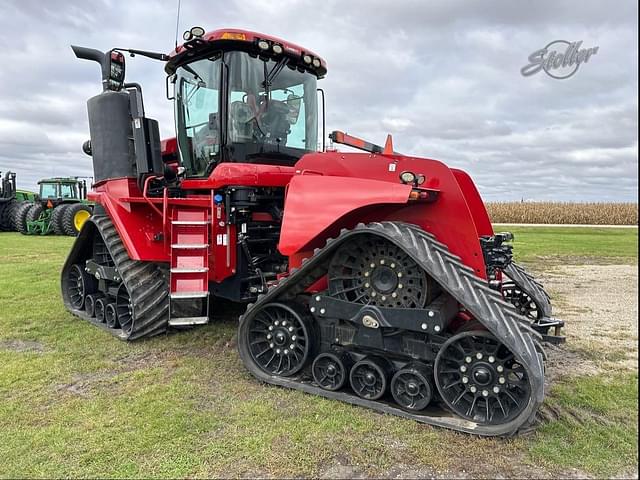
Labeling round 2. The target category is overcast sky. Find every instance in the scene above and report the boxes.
[0,0,637,201]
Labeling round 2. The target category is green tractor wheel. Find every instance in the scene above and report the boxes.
[62,204,92,236]
[51,205,68,235]
[13,202,33,234]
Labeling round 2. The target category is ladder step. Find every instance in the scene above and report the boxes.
[169,316,209,326]
[170,291,209,299]
[170,267,209,273]
[172,220,210,225]
[171,243,209,249]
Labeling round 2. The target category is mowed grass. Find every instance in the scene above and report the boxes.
[501,225,638,263]
[0,231,637,478]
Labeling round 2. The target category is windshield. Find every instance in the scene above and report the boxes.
[175,55,223,177]
[40,182,77,199]
[174,51,318,176]
[40,183,58,198]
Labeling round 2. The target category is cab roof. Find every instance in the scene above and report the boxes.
[165,28,327,77]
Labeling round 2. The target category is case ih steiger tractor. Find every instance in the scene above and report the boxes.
[63,27,563,436]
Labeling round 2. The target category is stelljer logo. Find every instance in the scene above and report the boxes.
[521,40,599,79]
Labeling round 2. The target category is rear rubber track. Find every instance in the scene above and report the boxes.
[238,221,545,436]
[62,215,169,340]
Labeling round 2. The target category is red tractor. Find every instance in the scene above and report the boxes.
[63,27,563,436]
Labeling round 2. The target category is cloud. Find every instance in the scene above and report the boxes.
[0,0,637,201]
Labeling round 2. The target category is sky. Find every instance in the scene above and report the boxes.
[0,0,637,201]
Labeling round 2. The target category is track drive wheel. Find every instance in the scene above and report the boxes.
[312,351,352,391]
[62,204,92,236]
[434,331,532,424]
[51,205,68,235]
[391,363,433,411]
[328,235,430,308]
[239,302,315,377]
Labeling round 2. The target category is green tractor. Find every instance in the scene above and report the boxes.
[0,171,36,231]
[15,177,93,236]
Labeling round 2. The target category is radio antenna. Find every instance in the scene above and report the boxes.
[174,0,182,48]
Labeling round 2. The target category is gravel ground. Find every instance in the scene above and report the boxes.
[540,264,638,376]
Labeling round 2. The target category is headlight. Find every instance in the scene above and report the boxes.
[400,171,416,184]
[312,58,321,68]
[303,54,312,64]
[258,40,270,51]
[272,44,283,54]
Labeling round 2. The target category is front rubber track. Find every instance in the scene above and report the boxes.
[504,262,552,318]
[238,221,545,436]
[61,215,169,340]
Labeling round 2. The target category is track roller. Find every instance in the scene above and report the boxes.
[105,303,119,328]
[312,351,352,391]
[94,298,106,323]
[390,363,433,412]
[349,356,393,400]
[84,293,103,318]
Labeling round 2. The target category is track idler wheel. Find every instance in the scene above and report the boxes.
[312,351,353,391]
[434,331,532,425]
[502,282,540,320]
[66,263,96,310]
[241,303,315,377]
[116,284,133,335]
[391,363,433,412]
[349,356,392,400]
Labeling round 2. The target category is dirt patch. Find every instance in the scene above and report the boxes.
[538,264,638,374]
[0,339,46,353]
[56,371,120,397]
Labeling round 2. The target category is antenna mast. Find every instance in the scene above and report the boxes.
[174,0,182,48]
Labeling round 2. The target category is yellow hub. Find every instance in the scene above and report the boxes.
[73,209,90,231]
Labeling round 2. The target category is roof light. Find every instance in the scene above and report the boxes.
[183,30,192,41]
[190,26,205,38]
[258,40,270,51]
[303,54,312,64]
[221,32,246,40]
[312,58,321,68]
[272,44,283,54]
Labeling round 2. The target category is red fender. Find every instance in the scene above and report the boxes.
[282,152,488,278]
[452,168,494,237]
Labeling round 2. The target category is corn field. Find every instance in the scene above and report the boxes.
[486,202,638,225]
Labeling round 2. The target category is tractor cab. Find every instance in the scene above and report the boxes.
[166,29,326,177]
[37,178,87,204]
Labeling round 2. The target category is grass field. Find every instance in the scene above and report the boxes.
[0,228,637,478]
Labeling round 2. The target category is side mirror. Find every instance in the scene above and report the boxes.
[70,45,125,91]
[286,93,302,124]
[106,50,126,91]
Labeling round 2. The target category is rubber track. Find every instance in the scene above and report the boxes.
[239,221,545,436]
[504,262,552,318]
[63,215,169,340]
